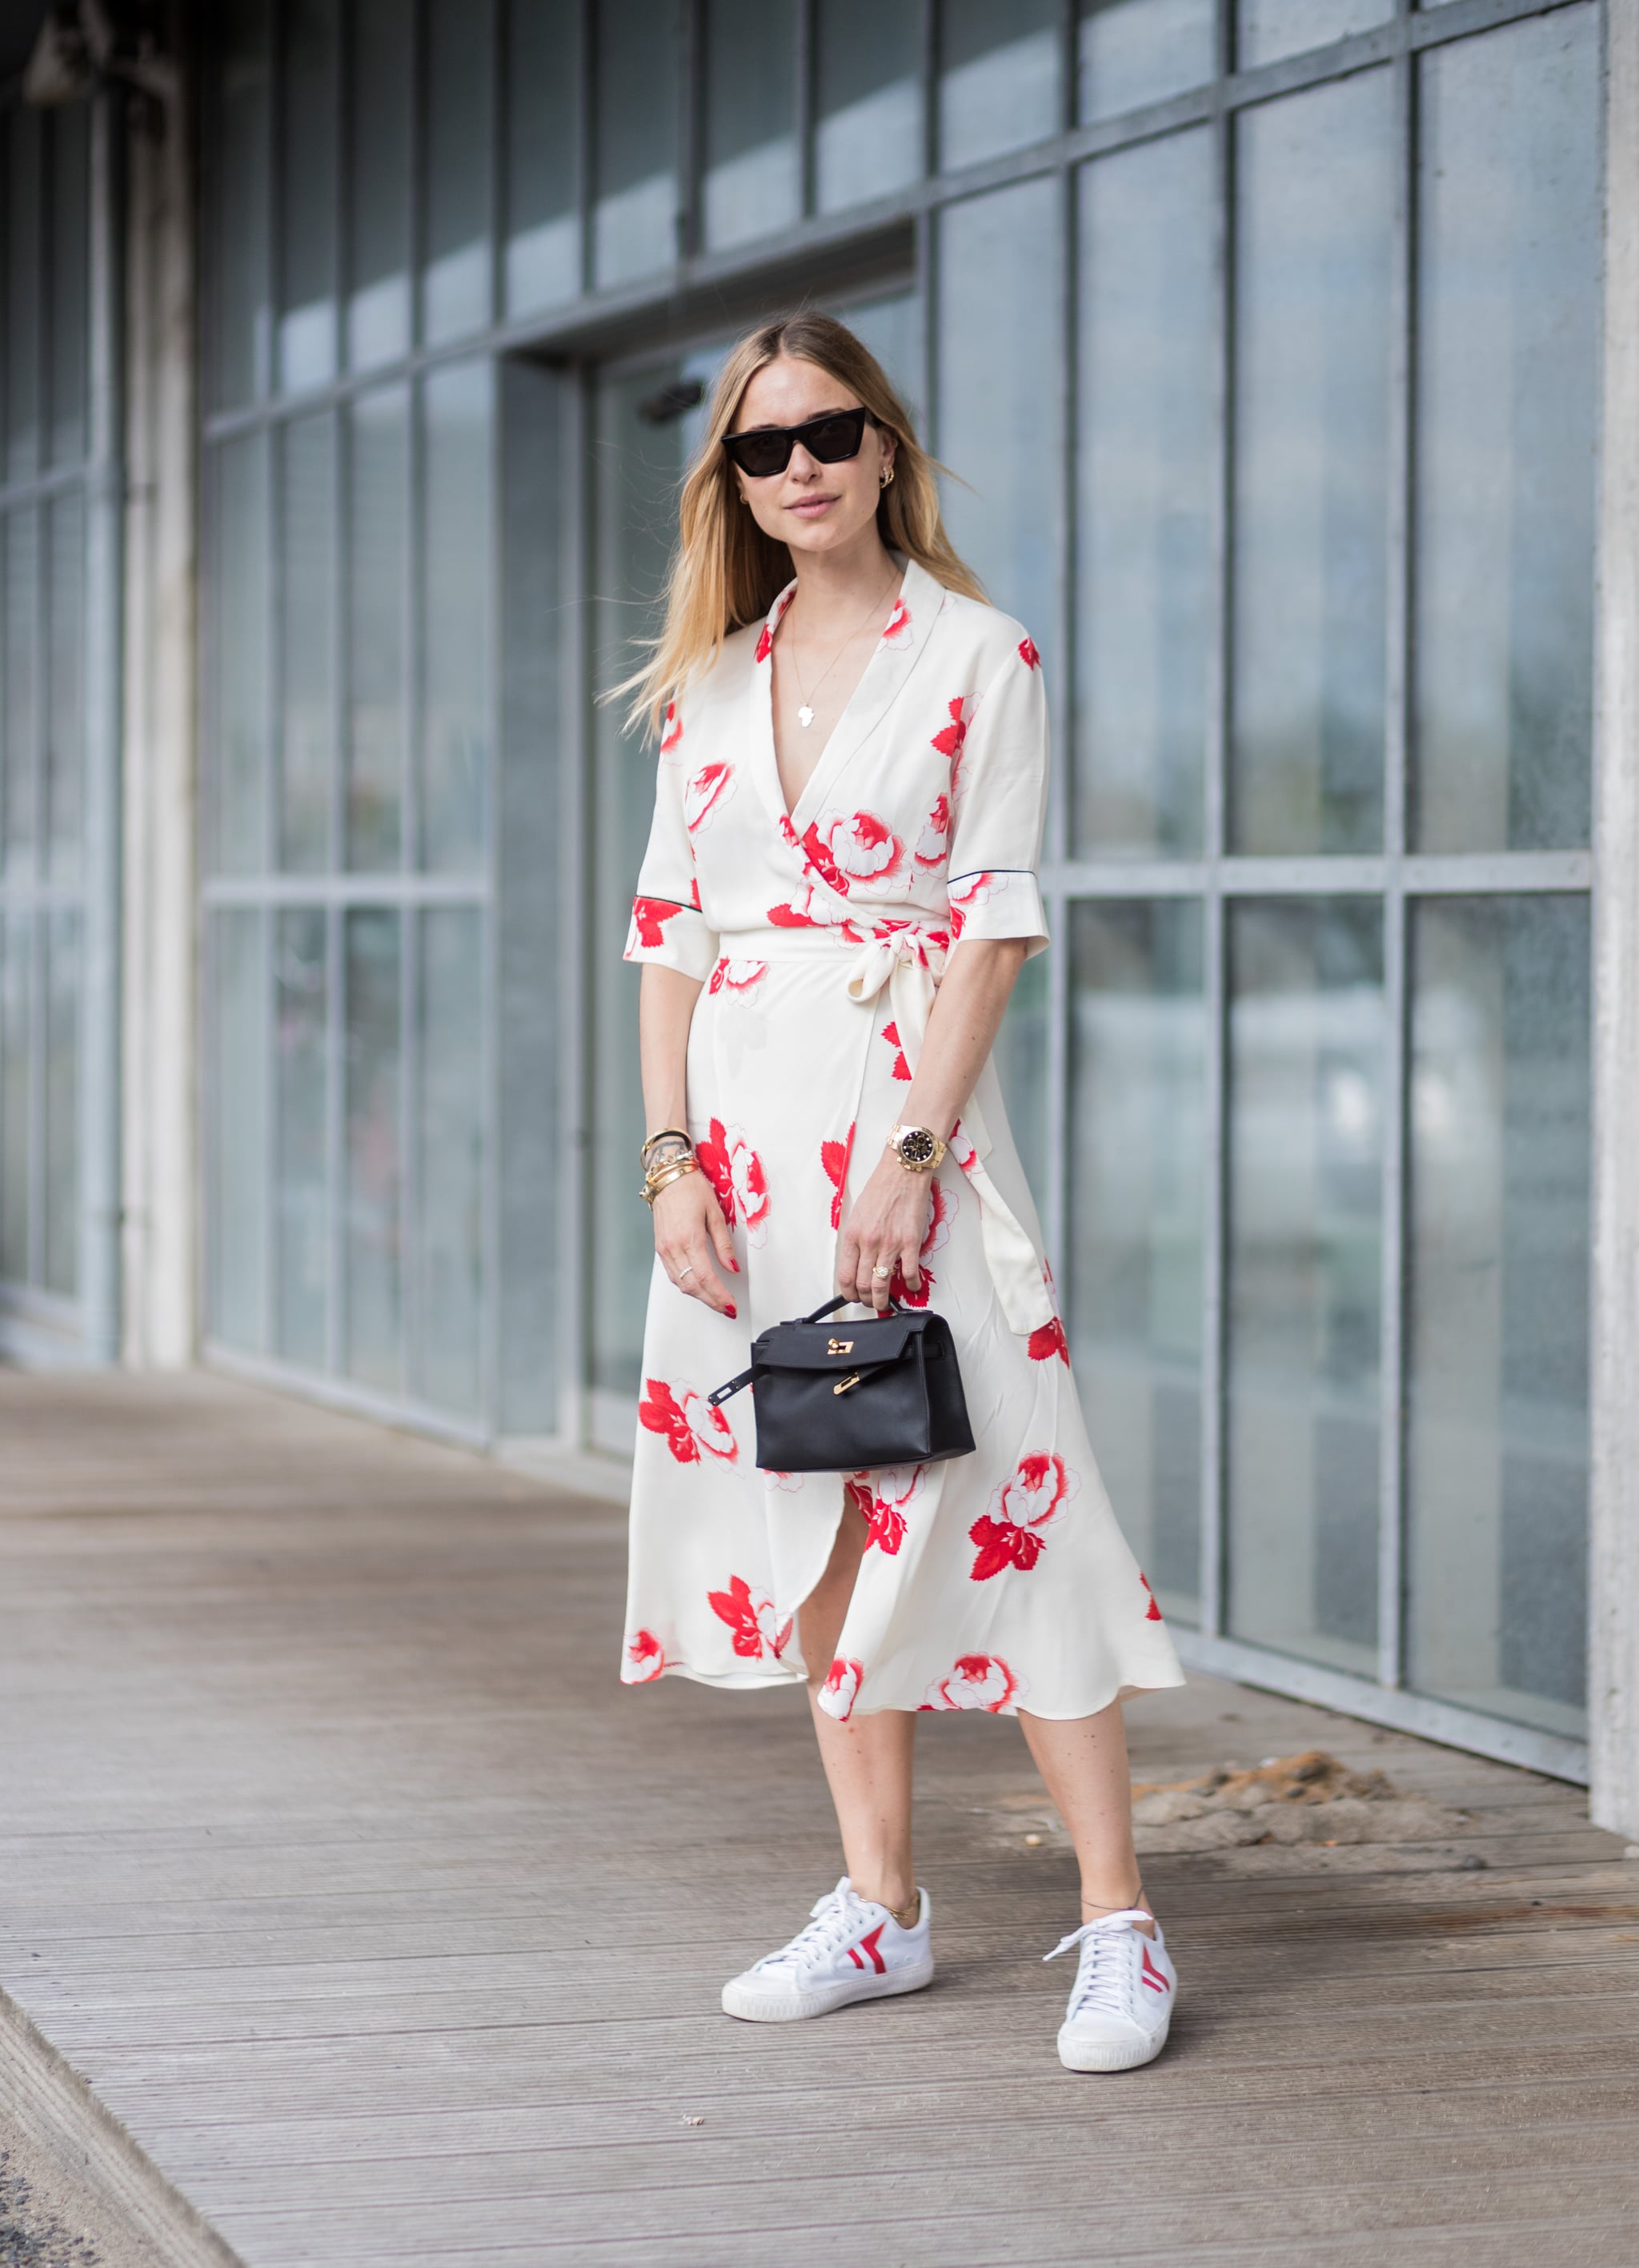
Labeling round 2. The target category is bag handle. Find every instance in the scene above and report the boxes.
[707,1294,904,1407]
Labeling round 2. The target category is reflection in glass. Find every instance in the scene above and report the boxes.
[279,415,336,872]
[1232,73,1390,854]
[1076,130,1212,857]
[1069,901,1205,1622]
[423,0,494,343]
[347,387,407,869]
[703,0,798,250]
[936,178,1063,656]
[1227,900,1383,1677]
[816,0,921,212]
[212,0,271,406]
[6,112,41,478]
[345,908,402,1392]
[278,0,339,391]
[1237,0,1390,68]
[836,289,923,435]
[421,362,491,872]
[4,511,38,881]
[275,906,328,1364]
[49,107,89,465]
[940,0,1060,169]
[1407,896,1590,1738]
[46,495,84,884]
[993,950,1049,1222]
[506,0,582,312]
[210,909,270,1349]
[42,910,78,1298]
[594,0,679,288]
[0,914,30,1283]
[1079,0,1216,122]
[210,435,270,875]
[419,907,484,1416]
[347,0,412,368]
[1413,9,1597,855]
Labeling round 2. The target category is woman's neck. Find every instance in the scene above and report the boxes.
[787,531,900,628]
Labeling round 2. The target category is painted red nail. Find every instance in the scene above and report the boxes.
[724,1303,738,1320]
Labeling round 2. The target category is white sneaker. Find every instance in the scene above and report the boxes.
[721,1877,935,2022]
[1044,1908,1177,2071]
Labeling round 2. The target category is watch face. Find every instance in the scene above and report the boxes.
[899,1128,937,1165]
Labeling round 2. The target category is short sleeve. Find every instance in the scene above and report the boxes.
[622,699,720,982]
[944,636,1050,958]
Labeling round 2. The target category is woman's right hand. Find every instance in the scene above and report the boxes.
[651,1172,739,1318]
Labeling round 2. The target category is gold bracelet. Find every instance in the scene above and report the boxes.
[641,1156,700,1207]
[641,1126,692,1169]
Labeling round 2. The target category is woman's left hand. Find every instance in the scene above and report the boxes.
[837,1151,934,1312]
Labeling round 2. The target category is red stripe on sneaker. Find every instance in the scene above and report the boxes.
[846,1945,864,1968]
[857,1924,888,1975]
[1140,1945,1169,1994]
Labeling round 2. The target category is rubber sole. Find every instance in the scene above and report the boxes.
[721,1956,936,2023]
[1057,2014,1171,2072]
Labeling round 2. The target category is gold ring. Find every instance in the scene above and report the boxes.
[871,1263,892,1279]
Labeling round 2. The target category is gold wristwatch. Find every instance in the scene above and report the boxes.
[887,1123,948,1173]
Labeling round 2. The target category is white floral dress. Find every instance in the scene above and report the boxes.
[619,555,1184,1721]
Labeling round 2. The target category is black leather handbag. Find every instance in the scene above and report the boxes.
[707,1295,975,1473]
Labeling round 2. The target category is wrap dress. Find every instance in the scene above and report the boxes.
[619,555,1184,1721]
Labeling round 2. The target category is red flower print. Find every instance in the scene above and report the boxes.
[882,596,912,645]
[707,1573,791,1661]
[683,760,735,833]
[695,1120,768,1242]
[767,892,864,939]
[922,1655,1020,1713]
[764,1468,804,1493]
[968,1451,1078,1581]
[817,1657,864,1721]
[622,1628,667,1684]
[1018,635,1041,671]
[639,1377,739,1467]
[948,1123,977,1172]
[889,1260,932,1308]
[1140,1573,1164,1623]
[968,1513,1047,1581]
[920,1177,955,1255]
[804,810,906,896]
[695,1120,736,1223]
[844,1473,874,1522]
[863,1464,924,1556]
[1028,1318,1070,1365]
[755,622,774,664]
[931,697,970,763]
[882,1021,912,1082]
[660,699,683,754]
[821,1122,856,1229]
[689,876,701,910]
[630,896,683,948]
[915,795,949,870]
[708,957,768,997]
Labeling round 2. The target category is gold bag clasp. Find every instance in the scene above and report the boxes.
[832,1372,861,1396]
[827,1337,853,1355]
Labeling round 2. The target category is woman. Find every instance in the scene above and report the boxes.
[616,312,1185,2073]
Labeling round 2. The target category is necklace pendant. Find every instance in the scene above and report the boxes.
[797,703,815,728]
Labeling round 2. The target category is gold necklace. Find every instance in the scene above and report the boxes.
[787,575,899,728]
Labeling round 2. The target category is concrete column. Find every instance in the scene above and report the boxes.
[120,32,198,1368]
[1590,0,1639,1841]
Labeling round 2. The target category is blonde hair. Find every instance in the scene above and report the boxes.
[614,310,986,737]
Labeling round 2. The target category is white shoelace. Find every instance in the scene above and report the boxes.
[1043,1909,1154,2021]
[754,1879,868,1976]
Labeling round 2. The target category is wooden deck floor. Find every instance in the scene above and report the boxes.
[2,1370,1637,2268]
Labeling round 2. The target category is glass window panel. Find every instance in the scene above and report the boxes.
[347,0,412,369]
[210,909,270,1348]
[42,908,78,1299]
[0,912,31,1284]
[46,493,83,886]
[213,0,272,406]
[423,0,495,344]
[279,414,337,872]
[345,908,402,1392]
[1075,130,1213,858]
[347,386,407,870]
[703,0,799,251]
[278,0,339,392]
[1231,73,1390,856]
[815,0,921,214]
[418,906,484,1416]
[1078,0,1216,122]
[4,510,38,883]
[421,361,492,873]
[48,106,90,466]
[936,178,1063,659]
[993,950,1049,1222]
[1407,896,1590,1739]
[275,905,329,1364]
[6,111,42,480]
[1412,9,1598,856]
[940,0,1060,169]
[505,0,583,314]
[593,0,679,287]
[210,434,271,874]
[1237,0,1390,68]
[834,287,923,433]
[1069,900,1205,1624]
[1227,899,1383,1677]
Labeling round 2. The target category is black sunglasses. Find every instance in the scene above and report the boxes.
[719,406,872,479]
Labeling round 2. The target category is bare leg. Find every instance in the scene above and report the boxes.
[1020,1701,1156,1938]
[798,1497,917,1916]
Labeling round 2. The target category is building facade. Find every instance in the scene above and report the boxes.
[2,0,1637,1821]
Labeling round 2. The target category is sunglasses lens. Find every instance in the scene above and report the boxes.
[806,411,867,463]
[728,432,791,477]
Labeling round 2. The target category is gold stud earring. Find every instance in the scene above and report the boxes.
[880,464,895,489]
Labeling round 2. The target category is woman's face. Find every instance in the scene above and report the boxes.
[728,355,896,561]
